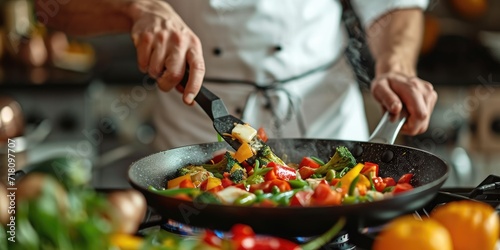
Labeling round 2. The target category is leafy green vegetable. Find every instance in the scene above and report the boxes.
[9,177,112,250]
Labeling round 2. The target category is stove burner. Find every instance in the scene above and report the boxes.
[322,231,356,250]
[138,175,500,249]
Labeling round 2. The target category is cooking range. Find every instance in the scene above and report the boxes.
[135,175,500,250]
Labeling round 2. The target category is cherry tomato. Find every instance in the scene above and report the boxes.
[299,157,321,169]
[398,173,414,184]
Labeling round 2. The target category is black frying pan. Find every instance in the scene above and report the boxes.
[128,113,449,237]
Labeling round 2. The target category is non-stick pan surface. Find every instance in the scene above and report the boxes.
[129,138,449,236]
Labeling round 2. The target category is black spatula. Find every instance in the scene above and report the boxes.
[178,71,259,152]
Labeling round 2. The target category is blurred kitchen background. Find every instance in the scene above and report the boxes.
[0,0,499,189]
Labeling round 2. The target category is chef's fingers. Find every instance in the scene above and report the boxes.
[147,32,169,79]
[408,78,438,134]
[184,41,205,105]
[133,32,154,73]
[371,74,405,116]
[391,77,437,135]
[157,36,188,92]
[390,77,435,135]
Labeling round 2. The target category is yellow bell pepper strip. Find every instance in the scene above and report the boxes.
[357,173,371,189]
[167,174,191,189]
[340,163,364,190]
[200,176,222,191]
[234,142,254,163]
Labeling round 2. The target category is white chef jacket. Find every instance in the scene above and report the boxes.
[153,0,429,150]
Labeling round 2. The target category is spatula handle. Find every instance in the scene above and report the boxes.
[178,70,230,121]
[368,109,408,144]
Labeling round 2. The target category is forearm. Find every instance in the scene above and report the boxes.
[35,0,133,36]
[366,8,424,77]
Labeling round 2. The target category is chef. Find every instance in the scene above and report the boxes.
[38,0,436,149]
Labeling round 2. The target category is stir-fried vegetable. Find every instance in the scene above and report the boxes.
[160,126,416,207]
[314,146,356,175]
[162,142,415,207]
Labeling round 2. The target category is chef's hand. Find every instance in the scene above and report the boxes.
[370,59,438,136]
[128,0,205,105]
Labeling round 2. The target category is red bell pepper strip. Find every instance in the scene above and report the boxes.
[372,177,387,192]
[311,182,342,206]
[393,183,414,194]
[267,162,297,181]
[397,173,414,184]
[290,190,314,207]
[298,166,316,180]
[382,177,396,187]
[299,156,321,169]
[257,127,269,142]
[361,162,379,178]
[268,179,292,193]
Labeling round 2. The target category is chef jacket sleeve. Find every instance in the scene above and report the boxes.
[350,0,429,29]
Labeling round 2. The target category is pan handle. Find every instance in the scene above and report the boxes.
[368,109,408,144]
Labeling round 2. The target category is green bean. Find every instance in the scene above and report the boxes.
[234,193,256,206]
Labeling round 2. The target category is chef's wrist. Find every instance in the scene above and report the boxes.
[374,52,417,78]
[124,0,174,22]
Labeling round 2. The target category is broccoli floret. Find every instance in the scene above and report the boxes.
[202,151,240,174]
[229,164,247,183]
[256,145,286,166]
[244,160,272,185]
[314,146,356,175]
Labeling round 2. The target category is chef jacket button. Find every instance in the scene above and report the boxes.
[235,107,242,114]
[274,45,282,52]
[213,47,222,56]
